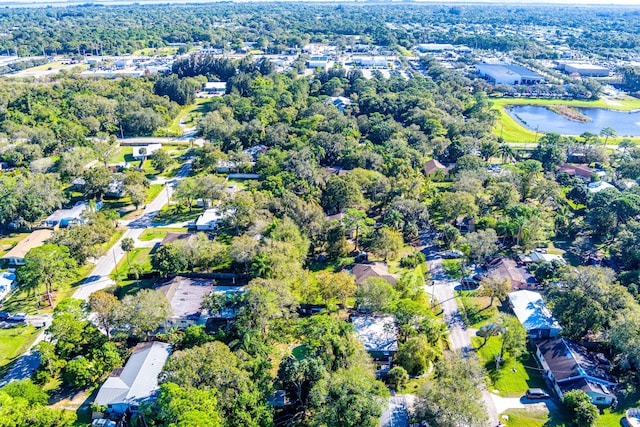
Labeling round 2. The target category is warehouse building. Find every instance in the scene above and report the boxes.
[557,62,609,77]
[475,63,544,85]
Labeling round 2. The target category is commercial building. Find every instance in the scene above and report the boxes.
[475,64,544,85]
[508,290,562,339]
[558,62,609,77]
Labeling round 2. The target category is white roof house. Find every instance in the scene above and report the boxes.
[528,251,567,265]
[351,315,398,354]
[194,207,233,231]
[0,271,15,302]
[132,144,162,160]
[587,181,616,193]
[94,342,171,414]
[204,82,227,94]
[508,290,562,339]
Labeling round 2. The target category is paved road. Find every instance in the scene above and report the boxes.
[0,162,192,386]
[422,233,499,427]
[379,395,410,427]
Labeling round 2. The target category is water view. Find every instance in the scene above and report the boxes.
[506,105,640,136]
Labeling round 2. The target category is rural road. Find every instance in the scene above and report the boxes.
[0,161,192,386]
[422,233,499,427]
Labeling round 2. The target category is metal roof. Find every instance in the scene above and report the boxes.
[508,290,562,332]
[352,315,398,353]
[94,342,171,407]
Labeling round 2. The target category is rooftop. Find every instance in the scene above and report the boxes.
[94,341,171,407]
[351,262,398,286]
[537,338,615,384]
[558,377,615,398]
[508,290,561,332]
[156,276,213,321]
[352,315,398,353]
[1,229,53,261]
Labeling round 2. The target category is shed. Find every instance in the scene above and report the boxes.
[507,290,562,339]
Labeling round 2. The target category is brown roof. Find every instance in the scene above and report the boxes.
[424,159,447,175]
[1,229,53,261]
[537,338,615,384]
[559,163,593,178]
[351,262,398,286]
[488,258,535,288]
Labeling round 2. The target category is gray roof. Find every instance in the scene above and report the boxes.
[94,342,171,407]
[508,290,562,332]
[537,338,616,385]
[156,277,213,321]
[352,315,398,353]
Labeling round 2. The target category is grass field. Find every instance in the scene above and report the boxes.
[0,324,39,371]
[157,97,214,137]
[472,336,547,397]
[138,227,188,241]
[152,204,203,225]
[501,408,569,427]
[491,96,640,144]
[108,146,134,164]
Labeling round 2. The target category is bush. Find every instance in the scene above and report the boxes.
[400,252,426,268]
[563,390,598,426]
[387,366,409,390]
[63,357,94,388]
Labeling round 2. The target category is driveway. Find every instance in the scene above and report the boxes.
[380,395,410,427]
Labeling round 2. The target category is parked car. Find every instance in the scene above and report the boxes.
[8,312,27,322]
[441,250,464,259]
[526,388,550,399]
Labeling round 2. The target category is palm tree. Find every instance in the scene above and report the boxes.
[499,144,515,164]
[121,237,135,268]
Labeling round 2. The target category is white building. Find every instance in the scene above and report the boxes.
[508,290,562,339]
[307,56,328,70]
[559,62,609,77]
[194,207,233,231]
[587,181,616,193]
[94,342,171,415]
[132,144,162,160]
[476,63,544,85]
[203,82,227,95]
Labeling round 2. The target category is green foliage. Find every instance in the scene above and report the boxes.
[146,382,223,427]
[386,366,409,389]
[396,335,436,376]
[563,390,598,426]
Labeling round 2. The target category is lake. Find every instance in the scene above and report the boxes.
[505,105,640,137]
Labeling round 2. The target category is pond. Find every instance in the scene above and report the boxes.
[505,105,640,137]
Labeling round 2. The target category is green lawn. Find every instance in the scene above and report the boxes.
[138,227,188,241]
[0,324,39,372]
[501,408,569,427]
[472,336,547,397]
[108,146,133,164]
[145,184,164,204]
[152,205,203,225]
[457,292,499,328]
[113,247,154,279]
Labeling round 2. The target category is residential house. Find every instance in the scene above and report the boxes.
[1,229,53,266]
[42,201,102,229]
[203,82,227,95]
[194,207,233,231]
[155,276,214,330]
[351,315,398,377]
[558,163,594,180]
[424,159,448,177]
[132,144,162,160]
[94,342,171,415]
[329,96,352,112]
[487,257,537,289]
[351,262,398,286]
[106,176,126,198]
[587,181,616,193]
[536,338,617,405]
[508,290,562,339]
